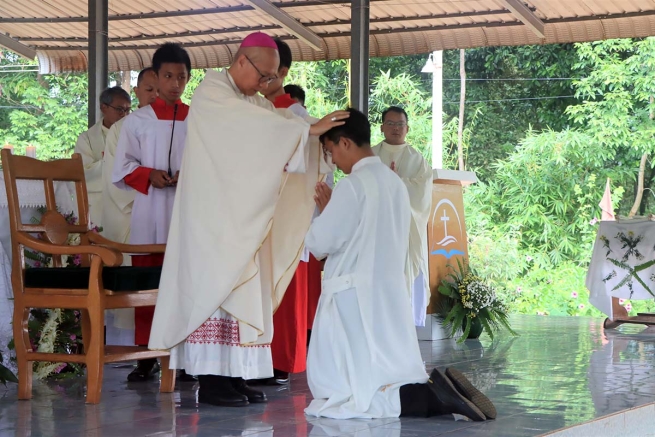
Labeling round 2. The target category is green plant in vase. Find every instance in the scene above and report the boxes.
[438,259,518,343]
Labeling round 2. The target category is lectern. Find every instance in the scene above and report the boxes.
[417,169,478,341]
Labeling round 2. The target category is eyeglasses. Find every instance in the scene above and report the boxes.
[322,146,332,160]
[107,105,131,115]
[244,54,278,85]
[383,121,407,128]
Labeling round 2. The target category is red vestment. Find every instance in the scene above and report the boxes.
[269,94,322,373]
[122,97,189,346]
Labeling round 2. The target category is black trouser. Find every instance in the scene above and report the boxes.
[399,383,442,417]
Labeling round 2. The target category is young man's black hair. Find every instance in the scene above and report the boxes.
[319,108,371,148]
[284,84,306,105]
[152,43,192,74]
[381,106,408,123]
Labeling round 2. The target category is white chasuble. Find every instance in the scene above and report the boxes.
[372,142,432,327]
[102,117,136,340]
[74,119,108,227]
[305,157,428,419]
[150,68,326,377]
[102,117,135,245]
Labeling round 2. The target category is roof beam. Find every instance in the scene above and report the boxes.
[17,9,529,43]
[497,0,545,38]
[0,33,36,59]
[245,0,323,51]
[0,1,350,24]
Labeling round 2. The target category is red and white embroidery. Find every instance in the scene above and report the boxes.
[187,317,240,345]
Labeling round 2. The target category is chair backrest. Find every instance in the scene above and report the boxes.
[1,149,91,268]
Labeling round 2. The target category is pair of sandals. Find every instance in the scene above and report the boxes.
[127,359,197,382]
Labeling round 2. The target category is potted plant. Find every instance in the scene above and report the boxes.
[438,259,517,343]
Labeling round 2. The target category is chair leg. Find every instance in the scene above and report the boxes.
[83,308,105,404]
[159,355,176,393]
[14,305,32,400]
[81,310,92,355]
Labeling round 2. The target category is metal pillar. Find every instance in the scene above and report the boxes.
[88,0,108,128]
[350,0,369,114]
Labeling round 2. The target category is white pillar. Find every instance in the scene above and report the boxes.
[431,50,443,170]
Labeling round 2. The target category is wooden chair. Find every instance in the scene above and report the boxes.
[1,150,175,404]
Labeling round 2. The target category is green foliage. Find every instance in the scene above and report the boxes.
[443,44,584,179]
[0,69,88,159]
[466,128,629,265]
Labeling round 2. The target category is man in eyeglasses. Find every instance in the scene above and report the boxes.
[112,43,191,382]
[372,106,432,328]
[148,32,346,408]
[74,86,131,229]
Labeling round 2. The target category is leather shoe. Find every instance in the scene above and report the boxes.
[446,367,496,419]
[427,368,485,421]
[232,378,268,403]
[127,359,160,382]
[198,375,249,407]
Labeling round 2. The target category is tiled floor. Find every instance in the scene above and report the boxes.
[0,315,654,437]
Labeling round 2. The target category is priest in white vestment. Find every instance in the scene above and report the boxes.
[74,86,131,227]
[148,32,346,408]
[372,106,432,327]
[103,67,158,348]
[305,108,492,422]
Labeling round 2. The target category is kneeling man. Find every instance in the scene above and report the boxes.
[304,108,495,421]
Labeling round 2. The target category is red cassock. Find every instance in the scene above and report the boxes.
[270,94,322,373]
[122,98,189,346]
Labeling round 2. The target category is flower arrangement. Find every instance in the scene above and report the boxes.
[0,350,18,385]
[438,259,517,343]
[7,208,101,380]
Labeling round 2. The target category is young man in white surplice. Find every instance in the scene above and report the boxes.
[305,108,495,421]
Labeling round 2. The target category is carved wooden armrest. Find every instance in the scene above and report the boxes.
[16,233,123,267]
[87,233,166,254]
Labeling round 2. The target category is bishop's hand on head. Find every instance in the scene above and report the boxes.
[314,181,332,214]
[149,169,172,189]
[309,110,351,136]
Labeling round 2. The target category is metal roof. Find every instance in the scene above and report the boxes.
[2,0,655,74]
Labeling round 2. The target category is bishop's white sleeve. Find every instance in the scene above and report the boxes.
[111,117,142,190]
[305,178,360,260]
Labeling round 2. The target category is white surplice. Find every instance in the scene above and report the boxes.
[111,106,186,245]
[153,69,327,379]
[305,157,428,419]
[102,117,135,246]
[74,119,108,227]
[372,142,432,327]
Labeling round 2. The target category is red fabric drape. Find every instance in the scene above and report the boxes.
[132,253,165,346]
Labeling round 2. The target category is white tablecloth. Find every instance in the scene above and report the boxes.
[0,172,77,374]
[587,218,655,318]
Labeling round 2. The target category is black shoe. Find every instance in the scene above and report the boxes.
[446,368,496,420]
[273,369,290,385]
[247,369,289,386]
[427,369,485,421]
[127,359,160,382]
[198,375,249,407]
[177,369,198,382]
[231,378,267,403]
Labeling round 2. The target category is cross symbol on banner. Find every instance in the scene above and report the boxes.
[441,209,450,238]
